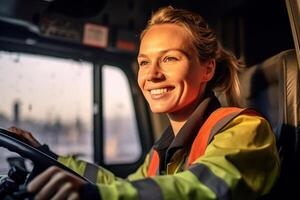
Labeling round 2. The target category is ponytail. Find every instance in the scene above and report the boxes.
[209,44,243,106]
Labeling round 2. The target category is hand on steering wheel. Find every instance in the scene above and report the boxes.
[0,128,91,200]
[7,127,41,148]
[28,166,85,200]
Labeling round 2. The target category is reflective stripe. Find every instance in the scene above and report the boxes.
[189,164,231,200]
[208,112,242,144]
[187,107,244,166]
[148,150,160,177]
[131,178,163,200]
[83,162,99,183]
[208,109,260,144]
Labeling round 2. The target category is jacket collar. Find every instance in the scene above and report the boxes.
[153,92,221,154]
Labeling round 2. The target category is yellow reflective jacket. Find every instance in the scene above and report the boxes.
[58,96,280,200]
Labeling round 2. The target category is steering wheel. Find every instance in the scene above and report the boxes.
[0,128,92,186]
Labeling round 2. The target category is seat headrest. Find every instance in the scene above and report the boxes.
[239,49,299,141]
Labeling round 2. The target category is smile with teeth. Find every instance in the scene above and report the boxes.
[149,87,174,95]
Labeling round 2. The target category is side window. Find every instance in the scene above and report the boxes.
[102,65,141,164]
[0,51,93,172]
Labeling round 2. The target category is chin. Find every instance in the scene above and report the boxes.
[149,105,170,114]
[150,108,167,114]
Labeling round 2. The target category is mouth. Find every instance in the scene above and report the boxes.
[148,86,175,98]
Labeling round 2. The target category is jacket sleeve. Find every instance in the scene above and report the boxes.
[83,114,280,200]
[37,144,122,184]
[57,150,151,184]
[58,155,123,184]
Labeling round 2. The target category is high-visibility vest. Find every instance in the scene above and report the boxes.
[147,107,260,176]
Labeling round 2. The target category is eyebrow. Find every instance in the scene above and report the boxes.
[137,54,148,59]
[137,48,191,59]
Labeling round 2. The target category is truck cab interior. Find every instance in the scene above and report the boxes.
[0,0,299,199]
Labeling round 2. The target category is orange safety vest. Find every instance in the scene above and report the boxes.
[147,107,260,176]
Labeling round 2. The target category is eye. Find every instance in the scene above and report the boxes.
[163,56,178,63]
[138,60,149,67]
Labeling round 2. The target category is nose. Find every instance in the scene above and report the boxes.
[146,63,164,81]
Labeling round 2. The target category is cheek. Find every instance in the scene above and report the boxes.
[188,65,206,84]
[167,66,189,82]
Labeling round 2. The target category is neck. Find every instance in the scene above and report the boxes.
[167,95,204,136]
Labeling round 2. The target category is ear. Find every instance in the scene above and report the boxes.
[202,59,216,82]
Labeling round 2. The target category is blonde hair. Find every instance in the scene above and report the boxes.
[140,6,242,106]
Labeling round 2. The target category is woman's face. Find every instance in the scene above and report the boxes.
[137,24,213,114]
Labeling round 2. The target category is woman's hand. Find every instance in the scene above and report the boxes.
[7,126,41,148]
[28,166,86,200]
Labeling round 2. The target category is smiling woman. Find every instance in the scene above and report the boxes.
[137,23,212,134]
[6,6,280,200]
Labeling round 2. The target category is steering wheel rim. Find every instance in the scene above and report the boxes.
[0,127,92,184]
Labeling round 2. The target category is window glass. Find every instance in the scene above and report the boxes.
[102,65,141,164]
[0,51,93,173]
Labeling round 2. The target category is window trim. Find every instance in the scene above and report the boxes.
[94,60,154,177]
